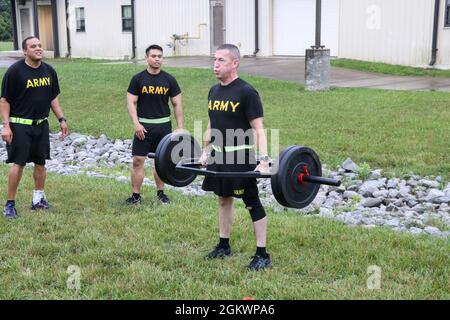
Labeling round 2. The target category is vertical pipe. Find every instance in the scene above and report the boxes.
[315,0,322,48]
[10,0,19,50]
[253,0,259,55]
[429,0,440,66]
[65,0,71,57]
[131,0,136,59]
[32,0,39,38]
[51,0,60,57]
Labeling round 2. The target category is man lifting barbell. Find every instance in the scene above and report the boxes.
[148,45,340,271]
[199,44,272,271]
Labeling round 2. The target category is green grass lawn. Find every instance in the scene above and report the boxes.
[0,59,449,299]
[2,59,445,179]
[0,167,448,299]
[331,58,450,78]
[0,41,13,51]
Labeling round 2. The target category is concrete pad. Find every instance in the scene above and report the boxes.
[161,56,450,92]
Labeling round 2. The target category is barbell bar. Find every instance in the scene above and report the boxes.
[148,132,340,209]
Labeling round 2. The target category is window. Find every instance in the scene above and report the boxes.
[76,7,85,32]
[446,0,450,27]
[122,5,133,32]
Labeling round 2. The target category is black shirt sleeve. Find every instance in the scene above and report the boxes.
[127,74,140,96]
[243,86,264,121]
[1,67,14,102]
[166,73,181,98]
[50,67,61,100]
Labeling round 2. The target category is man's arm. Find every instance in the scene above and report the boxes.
[0,97,13,144]
[127,92,147,140]
[50,97,69,139]
[250,117,269,173]
[170,93,183,131]
[199,120,212,166]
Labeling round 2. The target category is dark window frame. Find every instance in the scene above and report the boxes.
[76,7,85,32]
[446,0,450,27]
[122,5,133,32]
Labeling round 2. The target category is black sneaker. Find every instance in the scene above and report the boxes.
[204,245,232,260]
[247,254,272,271]
[31,198,51,211]
[3,202,18,219]
[125,196,141,205]
[157,192,170,204]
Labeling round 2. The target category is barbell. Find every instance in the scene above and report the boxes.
[148,132,340,209]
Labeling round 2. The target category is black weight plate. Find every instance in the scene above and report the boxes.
[155,132,201,187]
[272,146,322,209]
[271,146,297,207]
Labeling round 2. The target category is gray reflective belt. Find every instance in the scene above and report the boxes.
[212,144,254,153]
[138,116,170,124]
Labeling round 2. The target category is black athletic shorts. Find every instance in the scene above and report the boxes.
[6,121,51,166]
[201,149,259,198]
[132,122,172,156]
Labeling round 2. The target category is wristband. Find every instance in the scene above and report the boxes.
[58,117,67,123]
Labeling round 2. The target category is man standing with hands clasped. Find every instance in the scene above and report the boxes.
[200,44,272,271]
[1,36,69,219]
[126,44,183,205]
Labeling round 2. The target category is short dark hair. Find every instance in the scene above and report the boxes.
[22,36,39,50]
[216,44,240,60]
[145,44,163,56]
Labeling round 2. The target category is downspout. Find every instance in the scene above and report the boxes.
[253,0,259,55]
[429,0,440,66]
[65,0,71,57]
[32,0,39,38]
[51,0,60,57]
[131,0,136,59]
[10,0,19,50]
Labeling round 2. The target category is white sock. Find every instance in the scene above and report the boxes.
[33,190,45,205]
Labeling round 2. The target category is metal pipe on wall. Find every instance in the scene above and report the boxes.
[51,0,60,57]
[429,0,440,66]
[131,0,136,59]
[10,0,19,50]
[65,0,71,57]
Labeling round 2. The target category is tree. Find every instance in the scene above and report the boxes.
[0,0,12,41]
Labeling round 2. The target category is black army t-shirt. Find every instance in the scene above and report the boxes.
[127,70,181,119]
[208,77,264,148]
[1,59,60,119]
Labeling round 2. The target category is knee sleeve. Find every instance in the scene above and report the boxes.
[243,196,266,222]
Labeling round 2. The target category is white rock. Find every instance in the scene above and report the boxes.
[424,226,442,236]
[362,197,383,208]
[425,189,445,202]
[319,207,333,218]
[341,158,359,172]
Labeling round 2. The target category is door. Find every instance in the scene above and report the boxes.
[38,5,53,50]
[210,0,226,54]
[273,0,339,56]
[20,8,31,42]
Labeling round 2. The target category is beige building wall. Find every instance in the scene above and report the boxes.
[225,0,256,56]
[339,0,435,66]
[437,0,450,67]
[134,0,210,58]
[56,0,68,57]
[66,0,132,59]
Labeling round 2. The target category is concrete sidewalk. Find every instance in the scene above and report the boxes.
[162,56,450,92]
[2,53,450,91]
